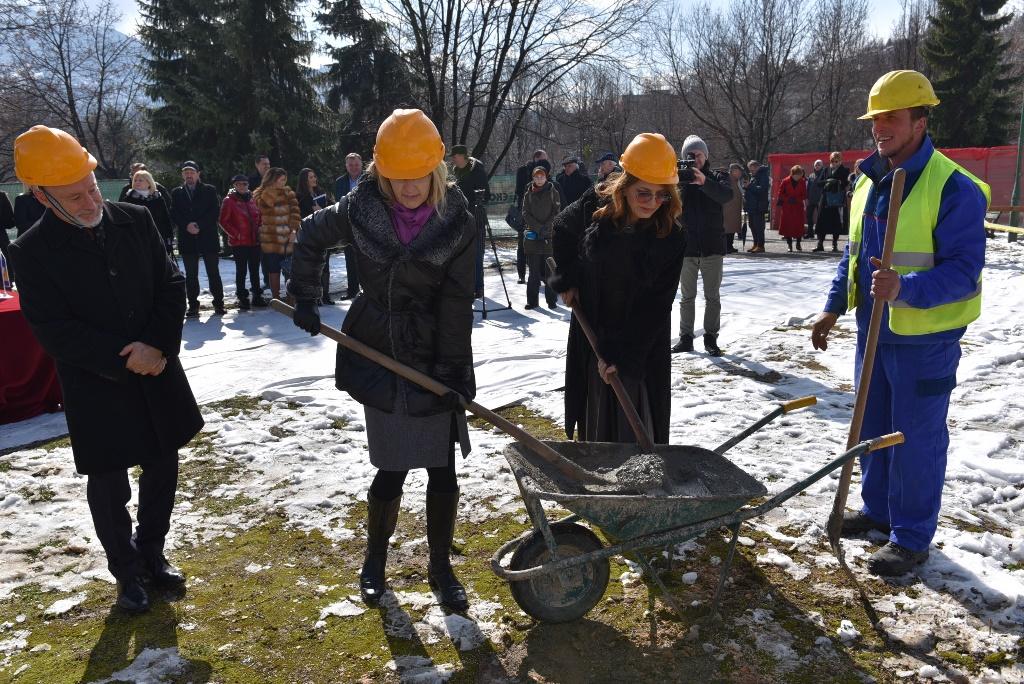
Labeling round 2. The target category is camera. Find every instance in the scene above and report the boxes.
[677,155,697,184]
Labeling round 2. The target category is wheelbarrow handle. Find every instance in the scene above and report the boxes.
[713,394,817,454]
[781,396,816,413]
[867,432,904,451]
[269,299,605,485]
[545,256,656,453]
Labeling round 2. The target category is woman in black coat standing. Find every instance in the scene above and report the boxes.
[122,170,176,256]
[550,133,685,444]
[296,167,335,304]
[288,109,476,612]
[813,151,850,252]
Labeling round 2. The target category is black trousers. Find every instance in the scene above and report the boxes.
[343,246,360,296]
[748,210,766,247]
[526,253,556,307]
[516,232,526,281]
[232,246,260,299]
[181,252,224,307]
[86,454,179,581]
[320,255,331,300]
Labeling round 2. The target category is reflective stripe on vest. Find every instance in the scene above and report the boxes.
[846,150,990,335]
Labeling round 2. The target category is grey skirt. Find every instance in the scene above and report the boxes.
[364,379,471,470]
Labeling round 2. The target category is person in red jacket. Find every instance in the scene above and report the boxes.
[219,175,264,309]
[776,164,808,251]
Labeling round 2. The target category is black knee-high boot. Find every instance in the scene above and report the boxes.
[360,492,401,606]
[426,489,468,611]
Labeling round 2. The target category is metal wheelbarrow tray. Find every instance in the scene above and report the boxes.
[490,414,903,624]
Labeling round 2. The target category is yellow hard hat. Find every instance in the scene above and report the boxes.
[619,133,678,185]
[858,70,940,120]
[373,109,446,180]
[14,125,98,186]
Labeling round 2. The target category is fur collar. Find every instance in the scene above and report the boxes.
[346,178,469,266]
[255,185,296,204]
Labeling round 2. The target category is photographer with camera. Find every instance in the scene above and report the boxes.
[671,135,734,357]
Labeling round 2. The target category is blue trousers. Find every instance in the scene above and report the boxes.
[856,338,960,552]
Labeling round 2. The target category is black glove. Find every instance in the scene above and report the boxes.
[293,300,321,336]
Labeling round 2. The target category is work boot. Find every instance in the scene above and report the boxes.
[867,542,929,576]
[359,492,401,606]
[671,335,694,354]
[143,553,186,587]
[703,334,723,357]
[185,304,199,319]
[252,295,268,307]
[116,576,150,613]
[840,510,890,537]
[427,490,469,611]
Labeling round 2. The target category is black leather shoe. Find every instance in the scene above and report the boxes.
[867,542,928,576]
[213,304,227,315]
[703,334,723,357]
[671,335,694,354]
[116,577,150,613]
[238,297,251,311]
[252,296,268,307]
[321,297,336,305]
[185,305,200,319]
[144,554,186,586]
[840,511,890,537]
[524,303,537,310]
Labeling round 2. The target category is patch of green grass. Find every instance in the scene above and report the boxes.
[1005,562,1023,572]
[202,494,258,517]
[468,404,565,441]
[938,650,979,671]
[330,416,350,430]
[42,436,72,452]
[983,651,1013,667]
[268,425,295,438]
[18,483,57,503]
[21,536,70,561]
[205,395,262,419]
[941,514,1012,537]
[0,459,12,473]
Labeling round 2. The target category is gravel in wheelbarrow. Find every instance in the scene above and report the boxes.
[504,440,767,542]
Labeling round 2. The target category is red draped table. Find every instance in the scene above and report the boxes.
[0,291,63,424]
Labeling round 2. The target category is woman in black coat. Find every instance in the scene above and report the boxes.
[288,109,476,612]
[121,170,176,256]
[550,133,685,444]
[296,167,335,304]
[813,151,850,252]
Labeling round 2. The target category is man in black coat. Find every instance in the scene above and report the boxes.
[170,160,224,317]
[554,156,593,207]
[0,190,14,282]
[14,189,46,237]
[8,125,203,614]
[450,144,490,298]
[672,135,734,357]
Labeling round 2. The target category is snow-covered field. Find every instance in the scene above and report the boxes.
[1,240,1022,682]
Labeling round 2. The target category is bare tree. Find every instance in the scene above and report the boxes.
[890,0,933,72]
[811,0,870,150]
[380,0,652,175]
[659,0,823,162]
[0,0,148,179]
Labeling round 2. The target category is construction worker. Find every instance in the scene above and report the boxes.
[8,126,203,611]
[810,71,988,576]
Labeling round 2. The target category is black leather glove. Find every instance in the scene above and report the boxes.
[293,300,321,336]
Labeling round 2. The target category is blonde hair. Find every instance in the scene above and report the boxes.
[132,170,156,192]
[368,160,454,215]
[592,171,682,238]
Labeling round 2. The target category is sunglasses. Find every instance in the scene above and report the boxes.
[633,189,673,204]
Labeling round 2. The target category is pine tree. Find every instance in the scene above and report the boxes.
[139,0,333,187]
[922,0,1021,146]
[316,0,415,157]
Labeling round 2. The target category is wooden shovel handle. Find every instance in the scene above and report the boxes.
[546,257,656,452]
[270,299,604,484]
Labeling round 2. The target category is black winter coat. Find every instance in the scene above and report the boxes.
[550,187,687,443]
[8,202,203,475]
[743,166,771,213]
[170,182,221,254]
[14,192,45,237]
[554,170,593,207]
[452,158,490,212]
[287,180,477,416]
[122,190,175,249]
[680,164,733,257]
[0,191,13,254]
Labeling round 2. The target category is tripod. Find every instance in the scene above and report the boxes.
[472,205,513,319]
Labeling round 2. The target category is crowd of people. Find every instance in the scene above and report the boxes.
[3,69,989,617]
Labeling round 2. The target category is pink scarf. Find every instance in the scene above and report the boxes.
[390,203,435,245]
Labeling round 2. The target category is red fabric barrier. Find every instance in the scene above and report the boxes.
[768,145,1022,208]
[0,291,63,424]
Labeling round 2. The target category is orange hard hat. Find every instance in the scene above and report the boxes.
[619,133,678,185]
[373,109,446,180]
[14,125,97,186]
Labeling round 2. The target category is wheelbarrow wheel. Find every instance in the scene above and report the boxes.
[508,521,610,623]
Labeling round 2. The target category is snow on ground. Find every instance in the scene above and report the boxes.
[1,240,1022,680]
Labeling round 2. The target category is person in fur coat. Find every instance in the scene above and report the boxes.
[253,168,301,301]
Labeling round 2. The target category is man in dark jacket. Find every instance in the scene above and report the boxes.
[672,135,734,356]
[744,160,771,253]
[595,152,623,181]
[0,190,14,282]
[450,144,491,298]
[248,154,270,190]
[8,125,203,614]
[554,156,593,207]
[14,189,46,237]
[170,161,224,317]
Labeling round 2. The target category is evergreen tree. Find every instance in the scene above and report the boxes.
[316,0,415,156]
[139,0,333,187]
[922,0,1020,146]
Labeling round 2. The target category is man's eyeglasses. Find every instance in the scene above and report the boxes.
[633,189,673,204]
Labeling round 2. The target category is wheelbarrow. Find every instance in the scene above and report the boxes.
[491,425,903,623]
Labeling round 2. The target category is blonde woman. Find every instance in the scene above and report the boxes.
[253,168,300,301]
[288,109,476,612]
[122,170,175,256]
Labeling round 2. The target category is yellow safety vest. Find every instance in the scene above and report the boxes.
[847,150,989,335]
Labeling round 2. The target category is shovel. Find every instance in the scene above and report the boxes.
[270,299,626,488]
[826,167,907,573]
